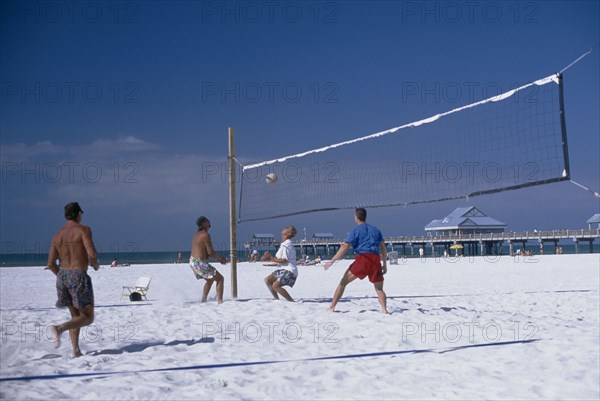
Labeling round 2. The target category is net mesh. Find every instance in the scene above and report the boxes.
[239,74,569,223]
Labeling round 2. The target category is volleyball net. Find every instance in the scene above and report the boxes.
[238,73,569,223]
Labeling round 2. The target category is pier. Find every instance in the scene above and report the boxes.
[293,229,600,257]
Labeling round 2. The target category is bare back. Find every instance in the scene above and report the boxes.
[48,221,98,273]
[191,230,215,260]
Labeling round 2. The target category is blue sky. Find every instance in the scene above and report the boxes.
[1,1,599,255]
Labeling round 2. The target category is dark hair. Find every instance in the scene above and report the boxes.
[64,202,83,221]
[355,207,367,222]
[196,216,209,230]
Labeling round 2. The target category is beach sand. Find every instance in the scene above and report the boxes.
[1,254,599,400]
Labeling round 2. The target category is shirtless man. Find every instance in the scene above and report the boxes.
[189,216,227,303]
[46,202,99,357]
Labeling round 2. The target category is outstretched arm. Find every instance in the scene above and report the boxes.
[323,243,351,270]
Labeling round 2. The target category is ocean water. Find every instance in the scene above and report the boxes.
[0,244,596,268]
[0,250,244,268]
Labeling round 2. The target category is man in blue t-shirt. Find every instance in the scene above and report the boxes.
[324,208,388,314]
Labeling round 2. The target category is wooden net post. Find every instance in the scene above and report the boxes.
[228,127,238,299]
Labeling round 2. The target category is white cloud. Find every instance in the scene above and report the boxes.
[0,141,65,161]
[1,137,230,218]
[86,136,160,153]
[1,137,236,249]
[1,136,161,162]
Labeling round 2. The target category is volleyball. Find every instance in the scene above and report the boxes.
[266,173,278,184]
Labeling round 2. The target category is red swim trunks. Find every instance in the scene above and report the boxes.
[349,253,384,283]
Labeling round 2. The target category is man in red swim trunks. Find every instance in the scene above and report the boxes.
[46,202,99,357]
[324,208,389,314]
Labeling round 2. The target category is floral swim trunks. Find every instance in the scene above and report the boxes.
[190,257,217,280]
[56,269,94,310]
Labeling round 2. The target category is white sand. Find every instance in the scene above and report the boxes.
[1,254,599,400]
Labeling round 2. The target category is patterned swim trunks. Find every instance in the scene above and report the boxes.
[190,257,217,280]
[273,269,297,287]
[56,269,94,310]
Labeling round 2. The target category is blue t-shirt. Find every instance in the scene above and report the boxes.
[345,223,384,254]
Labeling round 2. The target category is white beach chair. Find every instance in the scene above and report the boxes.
[121,276,152,301]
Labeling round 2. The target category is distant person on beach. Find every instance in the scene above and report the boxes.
[176,252,183,263]
[190,216,227,303]
[250,250,258,262]
[110,258,129,267]
[324,208,388,314]
[264,225,298,302]
[260,251,272,262]
[45,202,99,358]
[304,255,322,266]
[297,253,309,265]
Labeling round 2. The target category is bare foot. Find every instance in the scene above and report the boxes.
[326,306,335,313]
[71,350,83,358]
[49,325,62,349]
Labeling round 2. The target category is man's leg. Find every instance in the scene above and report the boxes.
[202,278,214,302]
[327,268,357,312]
[272,280,294,302]
[264,274,280,300]
[52,305,94,356]
[373,281,389,314]
[214,271,224,304]
[66,306,86,357]
[69,327,82,357]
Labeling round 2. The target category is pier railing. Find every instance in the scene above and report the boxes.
[295,228,600,247]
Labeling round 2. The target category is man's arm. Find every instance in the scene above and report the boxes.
[269,243,290,264]
[269,244,296,265]
[46,238,60,275]
[323,242,351,270]
[379,241,388,275]
[82,226,99,270]
[269,255,288,264]
[205,234,227,264]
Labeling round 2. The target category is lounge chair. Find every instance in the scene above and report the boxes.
[121,276,151,301]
